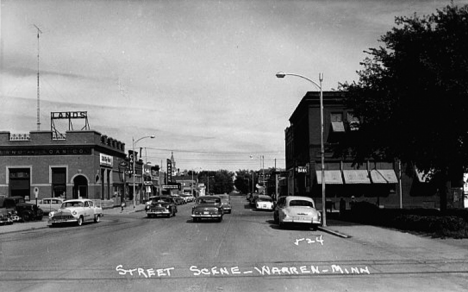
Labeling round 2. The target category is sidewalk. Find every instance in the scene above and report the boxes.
[0,204,146,235]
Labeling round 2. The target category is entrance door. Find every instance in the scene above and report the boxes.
[73,175,88,199]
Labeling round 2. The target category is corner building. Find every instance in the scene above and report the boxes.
[0,130,126,202]
[285,91,440,209]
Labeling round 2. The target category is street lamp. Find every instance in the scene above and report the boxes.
[132,135,155,208]
[276,71,327,227]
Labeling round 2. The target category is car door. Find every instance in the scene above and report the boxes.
[83,201,93,221]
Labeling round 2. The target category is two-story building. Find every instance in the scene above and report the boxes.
[285,91,441,209]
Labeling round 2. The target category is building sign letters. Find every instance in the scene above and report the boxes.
[100,153,113,167]
[51,111,87,119]
[0,146,92,156]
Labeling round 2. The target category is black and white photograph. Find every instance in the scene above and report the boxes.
[1,0,468,291]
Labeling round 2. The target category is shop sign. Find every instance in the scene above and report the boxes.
[0,146,92,156]
[100,153,113,167]
[296,166,308,173]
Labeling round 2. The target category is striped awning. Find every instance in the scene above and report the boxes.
[370,169,398,184]
[316,170,343,184]
[342,170,371,184]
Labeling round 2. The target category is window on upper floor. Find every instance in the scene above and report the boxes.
[330,112,345,132]
[347,112,360,131]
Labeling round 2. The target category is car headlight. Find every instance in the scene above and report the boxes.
[49,212,54,218]
[72,210,77,216]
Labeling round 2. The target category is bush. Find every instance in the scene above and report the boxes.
[392,214,468,238]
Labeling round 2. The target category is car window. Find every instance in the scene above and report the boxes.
[88,201,94,207]
[84,201,90,207]
[289,200,314,208]
[43,199,50,204]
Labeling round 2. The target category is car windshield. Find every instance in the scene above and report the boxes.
[62,201,84,208]
[289,200,314,208]
[197,198,220,205]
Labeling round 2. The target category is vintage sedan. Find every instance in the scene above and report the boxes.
[216,194,232,214]
[38,197,65,214]
[273,196,321,230]
[48,199,103,227]
[191,196,224,222]
[255,195,275,211]
[145,196,177,218]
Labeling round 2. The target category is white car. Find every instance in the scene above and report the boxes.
[37,197,65,214]
[255,195,274,211]
[48,199,103,227]
[273,196,321,230]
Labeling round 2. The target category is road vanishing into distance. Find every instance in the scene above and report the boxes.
[1,194,468,292]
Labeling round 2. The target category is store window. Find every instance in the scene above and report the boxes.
[9,168,31,199]
[52,167,67,198]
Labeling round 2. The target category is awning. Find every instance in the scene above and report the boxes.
[331,121,345,132]
[370,169,398,184]
[316,170,343,184]
[342,170,371,184]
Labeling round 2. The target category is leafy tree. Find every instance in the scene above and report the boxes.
[199,170,234,194]
[339,4,468,211]
[234,169,254,194]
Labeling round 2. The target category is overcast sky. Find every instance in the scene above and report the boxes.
[1,0,466,172]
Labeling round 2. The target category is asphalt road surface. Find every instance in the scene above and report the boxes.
[1,195,467,292]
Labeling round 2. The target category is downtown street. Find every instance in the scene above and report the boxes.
[1,194,468,292]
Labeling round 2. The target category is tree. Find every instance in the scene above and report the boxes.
[339,4,468,211]
[234,169,254,194]
[200,170,235,194]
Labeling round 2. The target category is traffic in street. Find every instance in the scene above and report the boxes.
[1,193,467,292]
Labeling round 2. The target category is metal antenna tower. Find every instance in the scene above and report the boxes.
[33,24,43,131]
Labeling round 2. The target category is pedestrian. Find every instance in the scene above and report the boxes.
[350,196,356,210]
[121,199,126,212]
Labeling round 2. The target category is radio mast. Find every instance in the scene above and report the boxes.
[33,24,42,131]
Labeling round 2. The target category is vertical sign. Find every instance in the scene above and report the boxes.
[167,159,172,182]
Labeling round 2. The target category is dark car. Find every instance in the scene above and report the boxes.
[216,194,232,214]
[1,196,44,222]
[145,196,178,218]
[191,195,224,222]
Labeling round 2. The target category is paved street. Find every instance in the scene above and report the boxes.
[1,195,468,292]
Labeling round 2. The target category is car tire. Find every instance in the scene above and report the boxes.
[274,213,279,224]
[94,215,100,223]
[22,213,31,222]
[77,216,83,226]
[172,209,176,217]
[218,216,223,222]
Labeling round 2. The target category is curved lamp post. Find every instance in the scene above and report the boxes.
[276,72,326,227]
[132,135,155,208]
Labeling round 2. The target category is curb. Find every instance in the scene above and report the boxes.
[318,226,351,238]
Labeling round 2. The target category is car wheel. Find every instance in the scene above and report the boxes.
[77,216,83,226]
[218,216,223,222]
[22,213,31,222]
[274,213,279,224]
[172,209,176,217]
[94,214,100,223]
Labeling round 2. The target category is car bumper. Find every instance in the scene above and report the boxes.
[256,205,274,210]
[48,218,78,225]
[281,217,320,225]
[147,210,170,216]
[191,214,223,218]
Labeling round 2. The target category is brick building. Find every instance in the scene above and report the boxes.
[0,130,127,203]
[285,91,442,209]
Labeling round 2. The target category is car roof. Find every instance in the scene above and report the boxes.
[63,199,91,202]
[198,196,220,200]
[285,196,314,202]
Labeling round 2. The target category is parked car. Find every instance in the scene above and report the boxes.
[48,199,103,227]
[171,195,185,205]
[255,195,275,211]
[249,193,259,206]
[180,193,195,203]
[145,196,177,218]
[216,194,232,214]
[0,196,44,222]
[191,195,224,222]
[37,197,65,214]
[273,196,321,230]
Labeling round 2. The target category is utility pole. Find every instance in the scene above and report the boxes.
[33,24,42,131]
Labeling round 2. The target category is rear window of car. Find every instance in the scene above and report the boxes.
[198,198,220,204]
[258,197,272,202]
[289,200,314,208]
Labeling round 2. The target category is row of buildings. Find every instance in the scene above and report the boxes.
[0,112,199,206]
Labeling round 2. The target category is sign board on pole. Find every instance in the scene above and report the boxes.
[34,187,39,198]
